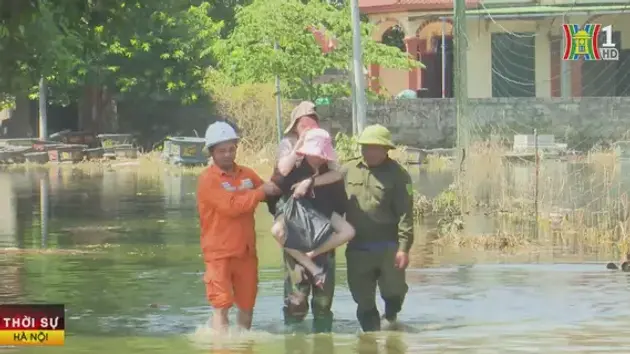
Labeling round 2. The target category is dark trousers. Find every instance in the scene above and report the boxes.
[346,247,408,332]
[282,251,335,333]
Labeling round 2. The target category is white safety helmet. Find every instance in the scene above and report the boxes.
[204,121,239,149]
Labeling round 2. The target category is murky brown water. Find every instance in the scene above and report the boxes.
[1,166,629,353]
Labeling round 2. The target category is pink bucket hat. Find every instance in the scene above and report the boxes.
[296,128,337,161]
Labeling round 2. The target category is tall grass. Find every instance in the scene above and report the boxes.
[204,73,292,152]
[419,141,630,256]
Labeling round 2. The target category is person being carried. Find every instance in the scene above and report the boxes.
[273,101,344,202]
[268,101,347,333]
[196,121,281,333]
[270,128,355,288]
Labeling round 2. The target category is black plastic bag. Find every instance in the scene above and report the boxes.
[282,197,333,252]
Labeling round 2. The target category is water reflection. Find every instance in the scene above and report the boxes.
[208,340,255,354]
[0,174,23,302]
[0,254,23,303]
[0,172,17,247]
[283,333,336,354]
[40,176,49,248]
[355,333,407,354]
[3,167,630,353]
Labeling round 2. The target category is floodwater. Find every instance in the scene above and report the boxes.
[1,166,630,353]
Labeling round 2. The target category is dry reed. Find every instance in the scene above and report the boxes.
[204,77,293,152]
[418,140,630,256]
[3,139,626,253]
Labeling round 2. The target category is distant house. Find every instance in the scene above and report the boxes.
[360,0,630,98]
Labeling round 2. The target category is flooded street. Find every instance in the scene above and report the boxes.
[1,167,630,353]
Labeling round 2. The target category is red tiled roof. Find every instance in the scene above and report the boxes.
[399,0,456,3]
[361,0,397,5]
[308,26,339,54]
[360,0,479,13]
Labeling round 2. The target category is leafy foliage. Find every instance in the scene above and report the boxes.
[213,0,420,99]
[0,0,81,99]
[205,69,291,151]
[334,132,360,162]
[0,0,224,106]
[206,0,253,37]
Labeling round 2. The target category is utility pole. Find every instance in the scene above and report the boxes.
[453,0,469,211]
[38,77,48,140]
[349,0,367,134]
[350,62,358,135]
[274,42,283,142]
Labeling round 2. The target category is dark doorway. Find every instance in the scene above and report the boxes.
[491,32,536,97]
[581,30,621,97]
[422,36,454,98]
[47,103,79,133]
[618,48,630,96]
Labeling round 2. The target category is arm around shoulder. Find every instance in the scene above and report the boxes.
[313,169,344,187]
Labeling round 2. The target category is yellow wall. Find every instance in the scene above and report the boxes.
[370,13,630,98]
[379,67,409,96]
[466,14,630,98]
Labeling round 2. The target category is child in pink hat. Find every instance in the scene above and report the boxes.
[295,128,338,162]
[269,128,354,289]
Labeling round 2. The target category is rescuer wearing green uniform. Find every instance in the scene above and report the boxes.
[342,124,414,332]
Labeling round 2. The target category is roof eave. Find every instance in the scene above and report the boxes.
[360,3,479,14]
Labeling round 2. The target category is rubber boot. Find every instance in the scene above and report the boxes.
[383,296,403,321]
[357,307,381,332]
[312,312,333,334]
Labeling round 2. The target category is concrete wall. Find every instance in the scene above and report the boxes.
[317,97,630,150]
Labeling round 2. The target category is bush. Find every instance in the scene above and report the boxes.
[204,70,292,152]
[334,132,360,163]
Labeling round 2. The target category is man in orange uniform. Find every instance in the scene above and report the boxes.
[197,121,280,332]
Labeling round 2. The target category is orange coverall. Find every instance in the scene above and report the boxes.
[197,163,265,311]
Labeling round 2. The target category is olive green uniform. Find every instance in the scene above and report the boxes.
[343,157,414,332]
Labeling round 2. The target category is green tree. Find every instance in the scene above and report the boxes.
[213,0,421,99]
[0,0,224,133]
[0,0,80,106]
[56,0,222,101]
[207,0,253,37]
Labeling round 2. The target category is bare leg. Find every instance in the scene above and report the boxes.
[271,217,287,244]
[211,308,229,333]
[307,212,355,258]
[271,217,325,286]
[284,249,324,279]
[236,309,253,330]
